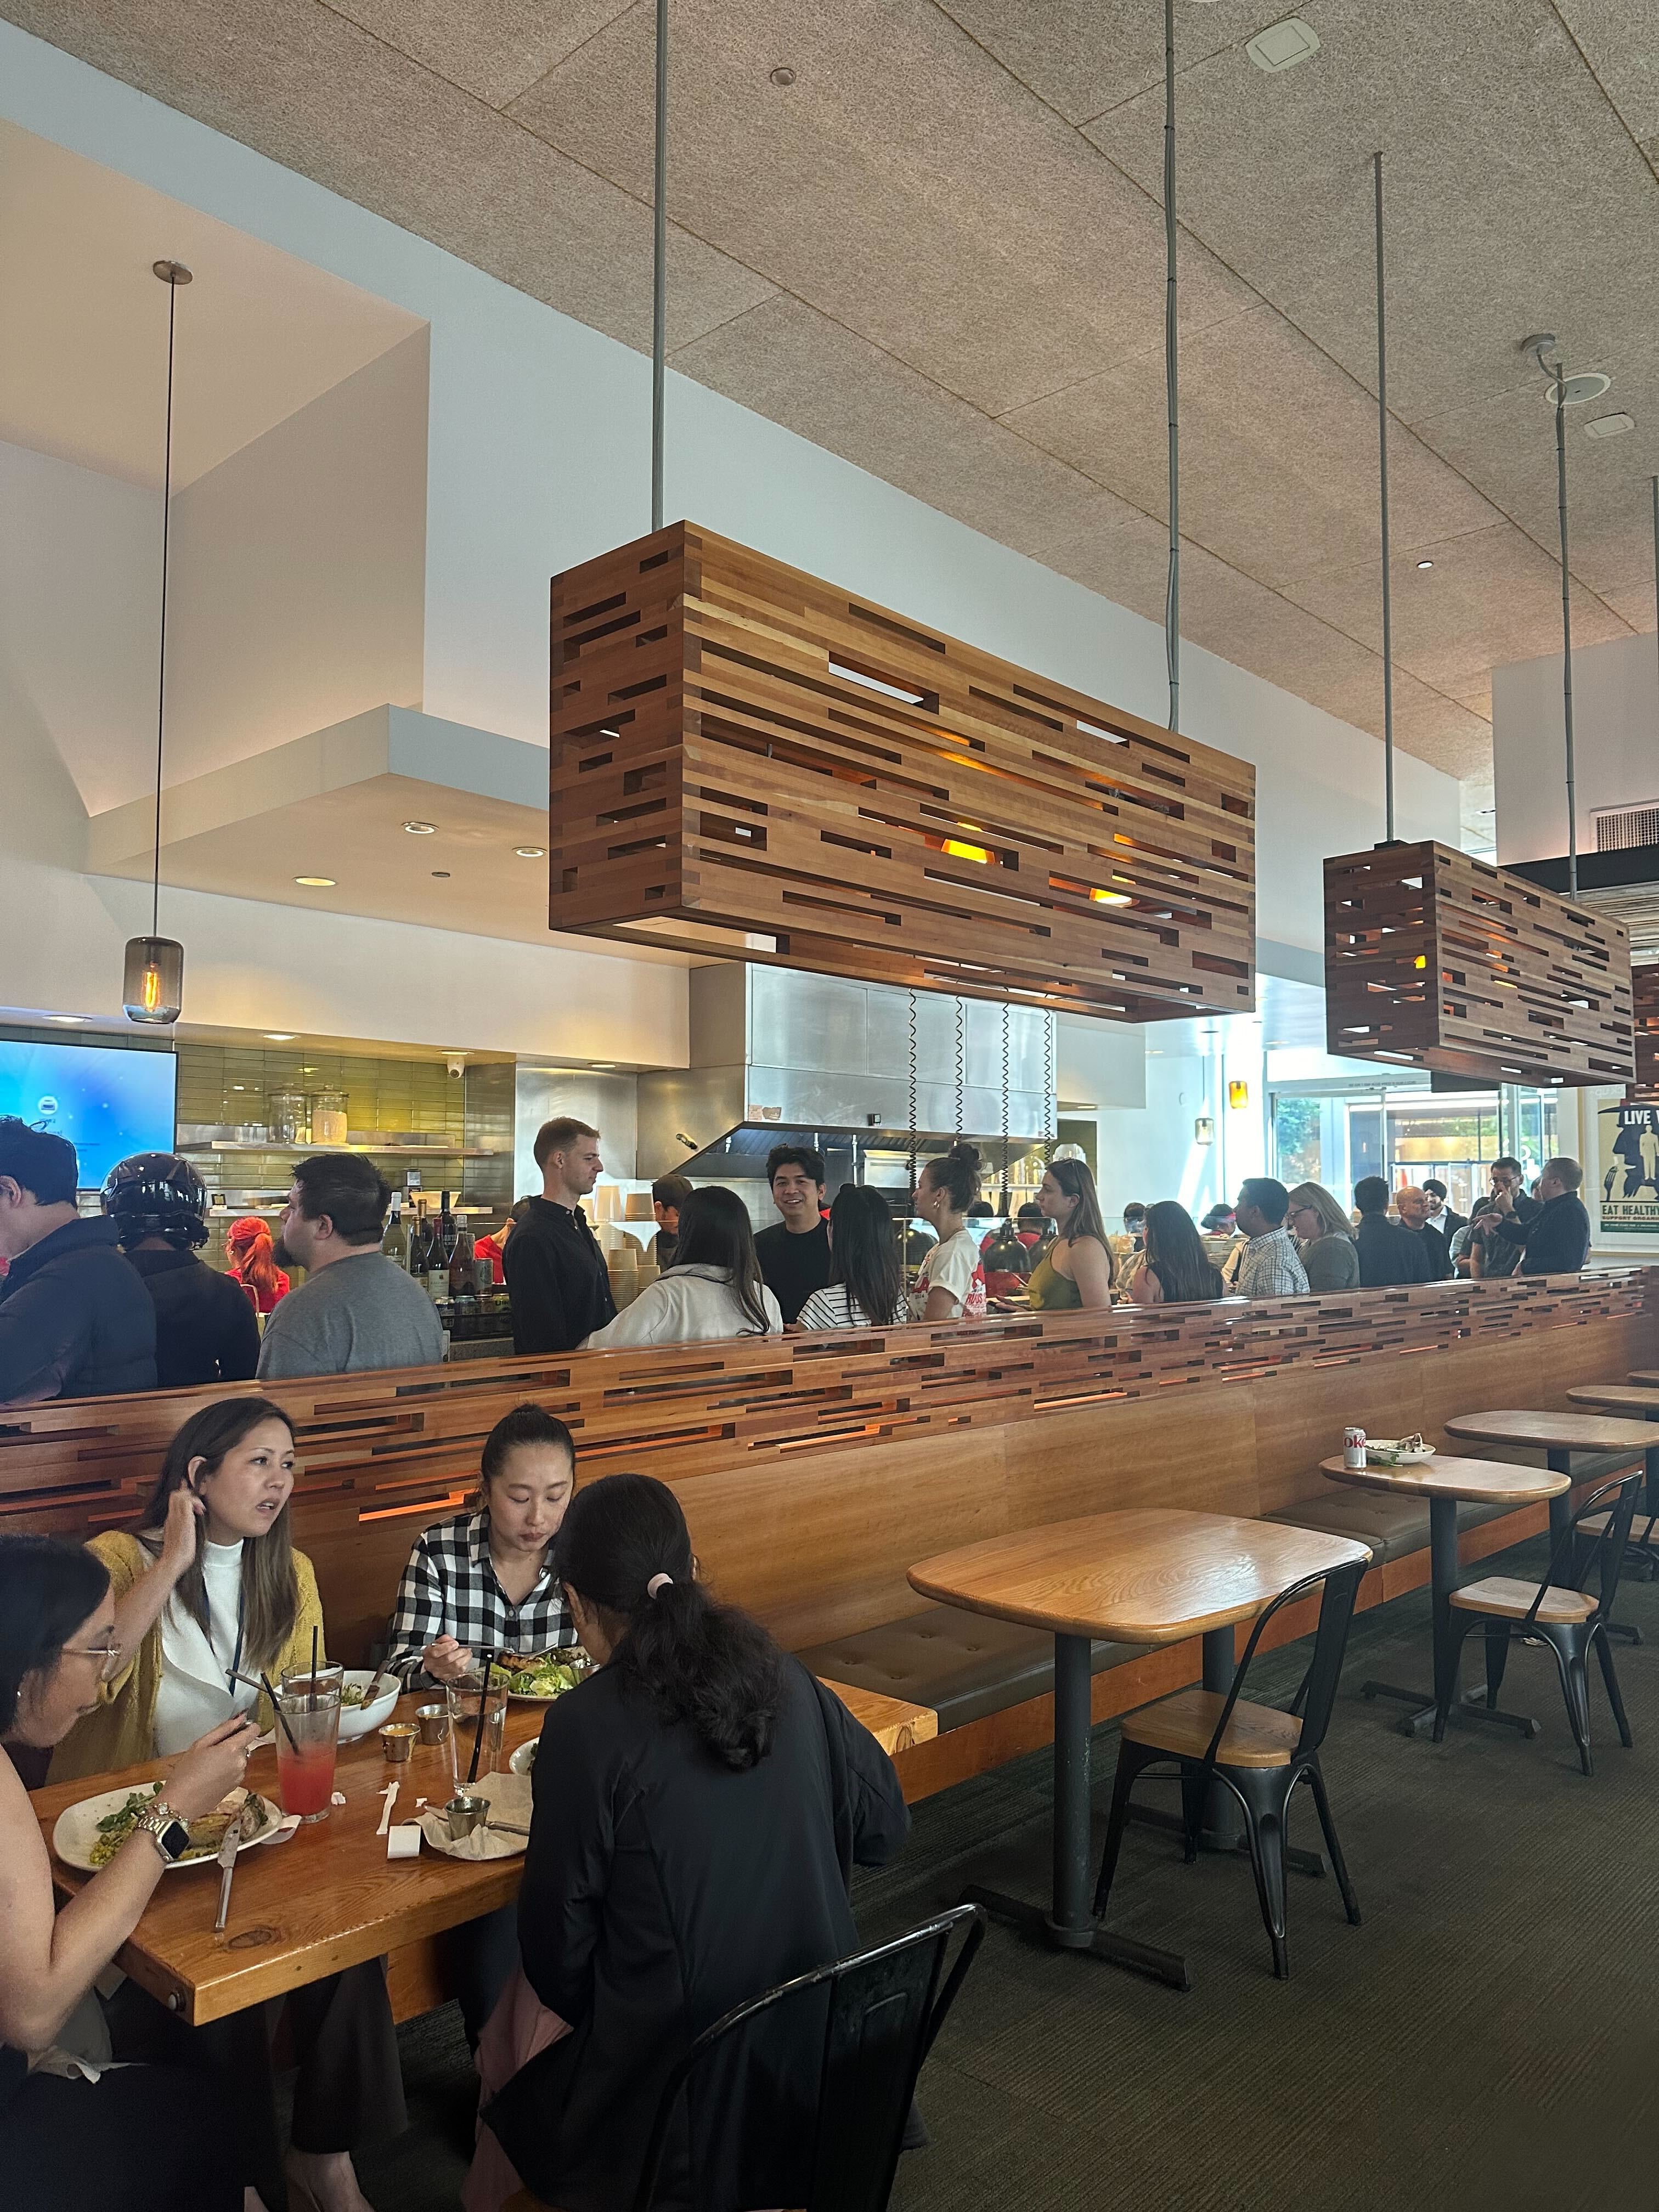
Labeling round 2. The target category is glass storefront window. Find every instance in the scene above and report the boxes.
[1268,1081,1559,1214]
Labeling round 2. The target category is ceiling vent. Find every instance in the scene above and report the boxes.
[1594,804,1659,853]
[1584,413,1635,440]
[1245,17,1321,71]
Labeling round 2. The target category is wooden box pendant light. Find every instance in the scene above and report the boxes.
[1323,841,1634,1086]
[547,523,1256,1020]
[1632,961,1659,1095]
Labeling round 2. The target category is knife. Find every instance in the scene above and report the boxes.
[213,1793,255,1933]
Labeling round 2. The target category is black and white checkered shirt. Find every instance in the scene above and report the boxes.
[385,1508,577,1685]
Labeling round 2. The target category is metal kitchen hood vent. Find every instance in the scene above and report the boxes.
[637,966,1056,1181]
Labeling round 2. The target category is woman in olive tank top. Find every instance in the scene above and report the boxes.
[1026,1162,1113,1310]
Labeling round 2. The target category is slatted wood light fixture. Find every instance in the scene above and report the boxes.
[546,523,1256,1022]
[1323,840,1634,1086]
[1631,961,1659,1094]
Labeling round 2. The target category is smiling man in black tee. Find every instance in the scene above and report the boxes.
[752,1144,831,1325]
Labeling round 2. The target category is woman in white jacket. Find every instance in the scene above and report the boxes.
[581,1187,782,1348]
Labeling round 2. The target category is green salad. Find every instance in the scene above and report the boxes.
[505,1653,588,1699]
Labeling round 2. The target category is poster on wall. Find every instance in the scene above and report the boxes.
[1598,1101,1659,1233]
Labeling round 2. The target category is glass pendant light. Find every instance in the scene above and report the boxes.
[123,258,191,1027]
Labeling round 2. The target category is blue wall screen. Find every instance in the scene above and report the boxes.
[0,1042,177,1188]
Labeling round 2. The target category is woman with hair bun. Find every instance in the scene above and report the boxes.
[910,1143,989,1322]
[477,1472,909,2212]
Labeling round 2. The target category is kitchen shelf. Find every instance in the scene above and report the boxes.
[198,1142,509,1158]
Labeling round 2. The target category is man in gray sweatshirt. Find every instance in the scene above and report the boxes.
[258,1153,443,1379]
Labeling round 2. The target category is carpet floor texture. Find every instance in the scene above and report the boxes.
[357,1537,1658,2212]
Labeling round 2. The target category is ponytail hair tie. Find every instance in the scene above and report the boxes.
[646,1572,674,1599]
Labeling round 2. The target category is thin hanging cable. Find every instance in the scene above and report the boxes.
[1043,1016,1056,1159]
[952,997,965,1141]
[650,0,668,531]
[1373,152,1395,843]
[1550,354,1577,894]
[1162,0,1180,733]
[1651,475,1658,709]
[999,1002,1011,1211]
[905,989,918,1219]
[151,268,180,940]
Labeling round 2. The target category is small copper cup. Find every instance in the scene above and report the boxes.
[415,1703,450,1746]
[379,1722,416,1763]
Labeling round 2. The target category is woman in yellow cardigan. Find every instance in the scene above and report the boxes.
[52,1398,404,2212]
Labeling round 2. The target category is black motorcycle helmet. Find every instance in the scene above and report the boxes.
[101,1153,209,1251]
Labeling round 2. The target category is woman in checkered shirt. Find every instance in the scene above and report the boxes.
[385,1404,579,1691]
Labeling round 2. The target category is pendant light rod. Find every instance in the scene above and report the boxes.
[1551,353,1577,895]
[1372,153,1395,843]
[1651,473,1658,706]
[1163,0,1180,734]
[151,259,190,939]
[650,0,668,532]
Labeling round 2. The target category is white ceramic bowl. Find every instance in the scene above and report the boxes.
[509,1739,537,1777]
[337,1669,399,1740]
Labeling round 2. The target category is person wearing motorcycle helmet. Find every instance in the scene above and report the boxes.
[103,1155,260,1390]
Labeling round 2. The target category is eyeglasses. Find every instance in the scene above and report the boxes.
[63,1640,124,1683]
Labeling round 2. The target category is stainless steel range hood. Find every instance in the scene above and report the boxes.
[637,966,1055,1182]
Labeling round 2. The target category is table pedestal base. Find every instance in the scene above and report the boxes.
[961,1883,1190,1993]
[1360,1679,1542,1740]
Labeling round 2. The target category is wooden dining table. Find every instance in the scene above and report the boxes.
[1321,1453,1568,1740]
[909,1509,1370,1992]
[31,1678,934,2027]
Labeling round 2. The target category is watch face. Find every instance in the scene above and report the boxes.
[160,1820,191,1860]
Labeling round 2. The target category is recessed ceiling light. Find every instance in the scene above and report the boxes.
[431,870,451,879]
[515,845,546,859]
[45,1013,87,1024]
[402,820,437,835]
[769,65,795,86]
[1416,559,1435,570]
[264,1032,296,1041]
[1245,16,1321,71]
[1545,371,1612,407]
[1585,413,1635,441]
[591,1062,616,1071]
[294,875,336,887]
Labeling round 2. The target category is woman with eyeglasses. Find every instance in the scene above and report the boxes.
[1284,1182,1361,1293]
[0,1530,255,2209]
[49,1398,405,2212]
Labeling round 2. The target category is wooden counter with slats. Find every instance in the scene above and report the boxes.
[2,1271,1653,1674]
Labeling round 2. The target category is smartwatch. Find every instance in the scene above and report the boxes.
[133,1798,192,1864]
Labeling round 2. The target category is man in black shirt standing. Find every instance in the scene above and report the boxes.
[104,1152,259,1387]
[1395,1184,1454,1281]
[1489,1155,1591,1275]
[1353,1177,1432,1288]
[505,1118,617,1354]
[0,1118,156,1403]
[753,1144,831,1325]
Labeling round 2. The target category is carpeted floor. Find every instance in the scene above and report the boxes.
[360,1537,1659,2212]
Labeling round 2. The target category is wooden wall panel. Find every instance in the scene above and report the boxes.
[1324,840,1634,1085]
[1,1274,1651,1662]
[1632,961,1659,1095]
[547,523,1257,1023]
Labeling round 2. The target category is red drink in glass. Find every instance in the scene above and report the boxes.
[277,1665,343,1824]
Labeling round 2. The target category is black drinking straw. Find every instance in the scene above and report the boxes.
[262,1669,301,1753]
[466,1653,496,1786]
[310,1626,320,1712]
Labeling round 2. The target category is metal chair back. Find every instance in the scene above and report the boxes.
[1524,1468,1644,1630]
[629,1902,984,2212]
[1200,1560,1365,1769]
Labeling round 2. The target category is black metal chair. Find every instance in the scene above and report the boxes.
[1441,1468,1641,1776]
[1092,1561,1365,1980]
[628,1902,985,2212]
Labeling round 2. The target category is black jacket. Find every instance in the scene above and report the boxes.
[1493,1191,1591,1275]
[1415,1222,1454,1282]
[489,1657,909,2211]
[125,1248,262,1389]
[1355,1212,1431,1289]
[0,1217,156,1403]
[504,1199,617,1355]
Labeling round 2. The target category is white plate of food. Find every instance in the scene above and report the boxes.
[337,1669,400,1741]
[1365,1436,1436,1466]
[497,1650,592,1703]
[53,1783,284,1874]
[509,1738,537,1776]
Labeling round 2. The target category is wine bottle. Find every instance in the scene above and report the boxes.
[449,1214,477,1299]
[408,1206,432,1282]
[383,1190,410,1269]
[428,1193,454,1297]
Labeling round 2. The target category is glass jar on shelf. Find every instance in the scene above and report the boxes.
[267,1092,310,1147]
[311,1089,349,1146]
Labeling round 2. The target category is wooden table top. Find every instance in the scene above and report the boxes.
[1631,1372,1659,1389]
[1566,1385,1659,1419]
[1321,1453,1569,1505]
[1443,1409,1659,1453]
[32,1679,933,2025]
[907,1509,1372,1645]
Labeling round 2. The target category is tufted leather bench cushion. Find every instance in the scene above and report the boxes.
[795,1606,1144,1733]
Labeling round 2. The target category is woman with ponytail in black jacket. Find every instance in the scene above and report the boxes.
[478,1473,909,2212]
